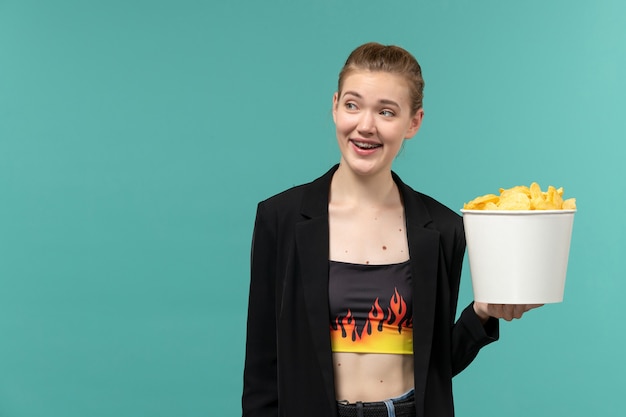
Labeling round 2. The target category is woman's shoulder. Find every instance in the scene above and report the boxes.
[415,190,461,220]
[417,193,463,235]
[393,173,463,232]
[395,175,459,214]
[258,182,308,212]
[257,165,337,213]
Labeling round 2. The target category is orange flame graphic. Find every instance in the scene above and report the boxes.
[330,288,413,354]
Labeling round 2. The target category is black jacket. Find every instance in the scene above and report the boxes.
[243,165,498,417]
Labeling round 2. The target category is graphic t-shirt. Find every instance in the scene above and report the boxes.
[329,260,413,354]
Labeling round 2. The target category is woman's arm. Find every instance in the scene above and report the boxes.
[451,303,499,376]
[242,203,279,417]
[448,225,499,376]
[448,225,543,375]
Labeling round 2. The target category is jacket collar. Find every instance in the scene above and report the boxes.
[299,164,337,220]
[298,164,435,225]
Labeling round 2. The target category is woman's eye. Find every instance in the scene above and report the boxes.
[345,102,357,110]
[380,109,395,117]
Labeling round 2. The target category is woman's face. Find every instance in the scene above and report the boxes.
[332,70,423,178]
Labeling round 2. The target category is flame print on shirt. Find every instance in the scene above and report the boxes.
[330,288,413,354]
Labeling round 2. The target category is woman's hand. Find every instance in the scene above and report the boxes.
[473,302,543,323]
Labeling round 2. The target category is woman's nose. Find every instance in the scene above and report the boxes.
[357,111,376,135]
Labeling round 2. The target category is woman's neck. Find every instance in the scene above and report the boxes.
[330,162,399,207]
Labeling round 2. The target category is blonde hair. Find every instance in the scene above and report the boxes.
[338,42,425,113]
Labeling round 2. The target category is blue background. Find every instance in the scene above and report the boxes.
[1,0,624,415]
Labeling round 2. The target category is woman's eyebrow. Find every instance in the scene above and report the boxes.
[342,91,400,107]
[378,99,400,107]
[342,91,362,99]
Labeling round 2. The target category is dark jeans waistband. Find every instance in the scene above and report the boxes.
[336,389,416,417]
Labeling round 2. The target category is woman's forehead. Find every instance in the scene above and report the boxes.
[340,71,411,105]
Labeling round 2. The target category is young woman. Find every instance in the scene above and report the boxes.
[242,42,539,417]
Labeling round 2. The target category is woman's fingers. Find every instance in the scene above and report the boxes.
[486,304,544,321]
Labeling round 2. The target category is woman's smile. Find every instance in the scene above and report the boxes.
[350,139,383,154]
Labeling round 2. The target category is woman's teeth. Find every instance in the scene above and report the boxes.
[353,141,381,149]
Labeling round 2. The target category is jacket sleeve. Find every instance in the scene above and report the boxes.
[449,223,499,376]
[242,202,279,417]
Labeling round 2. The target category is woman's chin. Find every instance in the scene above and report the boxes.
[339,158,389,178]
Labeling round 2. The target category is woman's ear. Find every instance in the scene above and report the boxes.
[405,109,424,139]
[332,92,339,123]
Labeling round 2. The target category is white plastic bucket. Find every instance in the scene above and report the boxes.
[461,209,576,304]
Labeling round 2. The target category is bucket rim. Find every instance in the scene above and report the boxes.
[460,209,577,215]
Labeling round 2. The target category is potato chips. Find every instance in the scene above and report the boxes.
[464,182,576,210]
